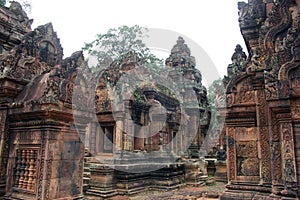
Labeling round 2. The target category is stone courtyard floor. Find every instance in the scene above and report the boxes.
[109,181,226,200]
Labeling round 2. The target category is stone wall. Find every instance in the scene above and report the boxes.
[0,3,86,199]
[221,0,300,199]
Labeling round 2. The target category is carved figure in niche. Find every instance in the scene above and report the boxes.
[217,146,226,161]
[41,65,61,103]
[292,36,300,61]
[237,90,255,103]
[247,48,263,72]
[291,101,300,118]
[265,81,277,99]
[285,158,296,182]
[283,128,291,141]
[208,146,218,157]
[231,44,247,75]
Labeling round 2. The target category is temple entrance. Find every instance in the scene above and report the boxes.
[103,126,114,153]
[98,126,114,154]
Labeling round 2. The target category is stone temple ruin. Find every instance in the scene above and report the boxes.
[0,2,211,199]
[0,0,300,199]
[219,0,300,199]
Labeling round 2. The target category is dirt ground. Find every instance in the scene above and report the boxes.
[109,181,226,200]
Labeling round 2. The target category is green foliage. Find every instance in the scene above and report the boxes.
[82,25,164,73]
[2,1,32,13]
[19,0,32,13]
[0,0,6,6]
[155,83,176,98]
[207,78,223,130]
[207,78,223,110]
[133,88,145,103]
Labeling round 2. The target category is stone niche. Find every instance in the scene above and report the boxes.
[220,0,300,199]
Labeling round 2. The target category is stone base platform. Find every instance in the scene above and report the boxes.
[214,161,227,182]
[84,153,186,198]
[220,182,298,200]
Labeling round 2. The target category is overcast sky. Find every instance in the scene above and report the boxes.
[26,0,247,82]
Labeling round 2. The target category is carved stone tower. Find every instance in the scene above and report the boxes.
[221,0,300,199]
[166,37,210,157]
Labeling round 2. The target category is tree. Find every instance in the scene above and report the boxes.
[0,0,6,6]
[208,78,222,108]
[2,0,32,13]
[19,0,31,13]
[207,78,223,129]
[82,25,163,73]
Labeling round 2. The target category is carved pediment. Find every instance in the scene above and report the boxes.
[15,51,89,106]
[0,23,63,82]
[20,23,63,66]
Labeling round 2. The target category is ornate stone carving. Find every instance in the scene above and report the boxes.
[241,157,259,176]
[13,149,38,192]
[238,0,266,30]
[0,2,32,53]
[227,127,236,181]
[223,45,247,86]
[281,123,297,183]
[0,109,8,182]
[222,1,300,198]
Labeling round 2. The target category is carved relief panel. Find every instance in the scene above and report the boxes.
[235,127,259,178]
[95,78,112,113]
[290,69,300,97]
[291,99,300,120]
[227,76,256,107]
[281,123,297,183]
[0,109,8,178]
[235,77,255,104]
[227,127,260,182]
[236,141,259,176]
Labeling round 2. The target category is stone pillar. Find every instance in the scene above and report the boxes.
[0,79,25,196]
[151,132,159,151]
[114,112,124,151]
[255,89,271,185]
[214,161,227,182]
[134,127,144,150]
[123,100,134,151]
[0,107,8,196]
[279,121,298,196]
[186,107,200,158]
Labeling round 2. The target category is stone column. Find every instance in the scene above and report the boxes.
[123,100,134,151]
[255,89,271,185]
[280,121,298,197]
[134,127,144,150]
[0,107,8,196]
[0,79,25,196]
[114,111,124,151]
